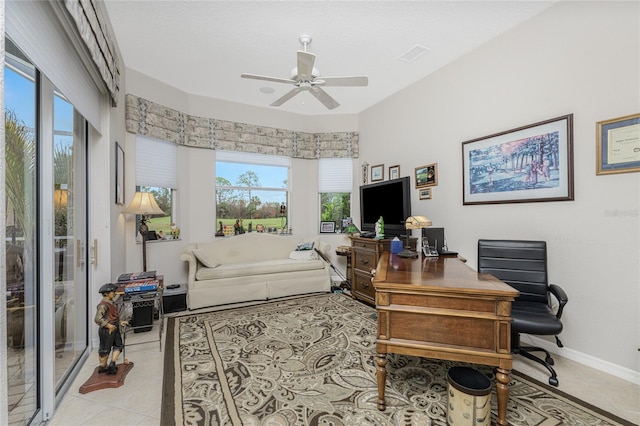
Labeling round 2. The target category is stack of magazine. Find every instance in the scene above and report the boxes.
[117,270,159,293]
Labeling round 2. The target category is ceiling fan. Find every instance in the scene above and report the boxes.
[241,34,368,110]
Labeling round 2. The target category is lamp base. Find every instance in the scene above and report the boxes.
[397,248,419,258]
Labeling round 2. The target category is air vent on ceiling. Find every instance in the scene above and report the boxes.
[398,44,430,64]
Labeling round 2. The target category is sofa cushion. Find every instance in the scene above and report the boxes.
[196,259,325,280]
[192,248,220,268]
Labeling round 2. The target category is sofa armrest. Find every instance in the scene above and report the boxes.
[318,241,331,254]
[179,251,198,290]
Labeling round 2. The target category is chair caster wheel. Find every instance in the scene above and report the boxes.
[549,377,559,387]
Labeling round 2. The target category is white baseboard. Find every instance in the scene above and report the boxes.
[527,335,640,385]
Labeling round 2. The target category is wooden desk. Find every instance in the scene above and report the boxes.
[373,253,518,426]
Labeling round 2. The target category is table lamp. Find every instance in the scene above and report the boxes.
[123,191,164,271]
[397,215,432,258]
[343,223,361,235]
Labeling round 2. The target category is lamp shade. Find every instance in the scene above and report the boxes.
[405,215,432,229]
[344,223,360,235]
[123,192,164,216]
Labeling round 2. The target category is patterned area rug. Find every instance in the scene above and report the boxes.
[162,293,632,425]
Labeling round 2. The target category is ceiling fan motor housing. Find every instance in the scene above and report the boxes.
[290,67,320,81]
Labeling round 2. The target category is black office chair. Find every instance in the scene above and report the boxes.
[477,239,568,386]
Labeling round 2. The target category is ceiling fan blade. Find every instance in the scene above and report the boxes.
[317,76,369,87]
[309,86,340,110]
[270,87,302,107]
[297,51,316,81]
[241,73,296,85]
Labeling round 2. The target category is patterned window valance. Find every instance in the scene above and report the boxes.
[125,94,359,159]
[64,0,121,106]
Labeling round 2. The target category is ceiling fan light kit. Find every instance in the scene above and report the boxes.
[241,34,368,110]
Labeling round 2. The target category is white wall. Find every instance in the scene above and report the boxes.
[114,1,638,381]
[359,1,639,378]
[121,70,358,285]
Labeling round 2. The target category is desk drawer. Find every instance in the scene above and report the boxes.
[352,239,377,250]
[353,270,375,304]
[353,249,377,272]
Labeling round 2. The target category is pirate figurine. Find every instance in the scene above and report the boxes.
[94,283,129,374]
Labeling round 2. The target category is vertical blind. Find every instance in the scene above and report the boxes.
[318,158,353,192]
[136,136,178,189]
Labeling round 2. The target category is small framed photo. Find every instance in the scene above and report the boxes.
[371,164,384,182]
[320,221,335,233]
[596,112,640,175]
[389,165,400,180]
[415,163,438,188]
[419,188,432,200]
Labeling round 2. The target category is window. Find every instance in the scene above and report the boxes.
[318,158,353,231]
[136,136,177,237]
[215,151,290,234]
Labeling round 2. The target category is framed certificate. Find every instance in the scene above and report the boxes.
[596,113,640,175]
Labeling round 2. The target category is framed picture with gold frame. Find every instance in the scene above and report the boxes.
[419,188,432,200]
[415,163,437,188]
[596,113,640,175]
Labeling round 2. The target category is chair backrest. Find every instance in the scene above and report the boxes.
[477,239,548,304]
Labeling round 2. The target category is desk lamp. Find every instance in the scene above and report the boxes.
[343,223,361,235]
[123,192,164,271]
[397,215,432,258]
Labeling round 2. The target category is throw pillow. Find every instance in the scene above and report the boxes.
[295,241,314,251]
[289,250,318,261]
[192,248,219,268]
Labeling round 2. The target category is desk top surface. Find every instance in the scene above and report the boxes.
[373,252,518,298]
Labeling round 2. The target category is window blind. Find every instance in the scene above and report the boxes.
[318,158,353,192]
[215,150,290,167]
[136,136,178,189]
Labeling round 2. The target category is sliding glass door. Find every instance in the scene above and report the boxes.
[52,94,88,389]
[5,40,38,425]
[5,37,90,424]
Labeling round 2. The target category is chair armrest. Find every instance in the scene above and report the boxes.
[549,284,568,319]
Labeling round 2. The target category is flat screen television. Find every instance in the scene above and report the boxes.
[359,177,411,238]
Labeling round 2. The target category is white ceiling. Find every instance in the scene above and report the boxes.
[104,1,556,116]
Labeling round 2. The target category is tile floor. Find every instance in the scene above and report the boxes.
[49,315,640,426]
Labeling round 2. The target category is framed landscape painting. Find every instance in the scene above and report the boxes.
[462,114,574,205]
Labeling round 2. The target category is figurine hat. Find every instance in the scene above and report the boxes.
[99,283,118,294]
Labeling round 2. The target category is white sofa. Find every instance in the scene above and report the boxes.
[180,233,332,310]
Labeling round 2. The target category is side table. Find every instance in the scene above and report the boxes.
[117,286,164,354]
[335,246,352,290]
[163,284,187,313]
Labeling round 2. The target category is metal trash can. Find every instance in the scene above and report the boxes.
[447,367,492,425]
